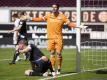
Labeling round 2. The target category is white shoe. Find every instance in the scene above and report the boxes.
[52,72,56,78]
[43,72,48,77]
[56,70,60,75]
[52,72,56,76]
[15,56,20,62]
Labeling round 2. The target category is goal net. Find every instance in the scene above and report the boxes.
[79,0,107,72]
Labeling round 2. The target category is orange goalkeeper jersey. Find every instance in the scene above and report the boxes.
[43,13,70,39]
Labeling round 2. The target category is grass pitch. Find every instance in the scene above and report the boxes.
[0,48,107,80]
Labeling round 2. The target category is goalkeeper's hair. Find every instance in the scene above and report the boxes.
[53,3,60,9]
[18,39,28,45]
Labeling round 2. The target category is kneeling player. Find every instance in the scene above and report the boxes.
[17,39,55,76]
[25,56,55,76]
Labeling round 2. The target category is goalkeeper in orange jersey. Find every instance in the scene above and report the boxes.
[29,4,76,74]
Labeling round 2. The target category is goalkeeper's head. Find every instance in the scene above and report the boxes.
[52,3,59,14]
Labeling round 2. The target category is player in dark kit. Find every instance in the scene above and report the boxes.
[9,12,29,64]
[17,39,55,76]
[17,12,27,42]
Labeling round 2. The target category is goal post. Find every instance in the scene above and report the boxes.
[76,0,81,72]
[77,0,107,72]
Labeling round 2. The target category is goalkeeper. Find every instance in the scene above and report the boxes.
[28,3,76,74]
[29,4,86,74]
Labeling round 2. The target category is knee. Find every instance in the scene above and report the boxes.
[41,56,49,62]
[25,70,33,76]
[50,51,55,57]
[57,53,62,58]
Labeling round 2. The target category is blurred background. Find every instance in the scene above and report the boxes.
[0,0,107,48]
[0,1,107,80]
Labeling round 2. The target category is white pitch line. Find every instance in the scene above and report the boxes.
[0,58,74,62]
[39,72,78,80]
[0,58,24,61]
[0,58,12,61]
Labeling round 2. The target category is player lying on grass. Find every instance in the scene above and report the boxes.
[16,39,55,76]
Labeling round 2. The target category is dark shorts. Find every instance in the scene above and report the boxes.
[29,69,43,76]
[29,59,51,76]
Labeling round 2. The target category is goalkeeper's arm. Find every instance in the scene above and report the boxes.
[27,16,44,22]
[67,22,87,29]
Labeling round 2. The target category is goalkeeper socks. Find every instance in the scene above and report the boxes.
[58,69,61,72]
[50,56,56,70]
[57,56,62,71]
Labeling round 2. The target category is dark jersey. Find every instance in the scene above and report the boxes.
[29,44,44,61]
[19,20,27,36]
[18,20,27,42]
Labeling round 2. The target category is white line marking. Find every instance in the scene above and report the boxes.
[0,58,74,62]
[39,67,107,80]
[0,58,24,61]
[39,73,78,80]
[0,58,11,61]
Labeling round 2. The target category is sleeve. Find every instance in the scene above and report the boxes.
[63,15,76,28]
[32,13,49,22]
[63,15,70,24]
[15,20,20,28]
[32,17,44,22]
[42,13,49,21]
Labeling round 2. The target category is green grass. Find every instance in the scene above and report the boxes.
[0,48,107,80]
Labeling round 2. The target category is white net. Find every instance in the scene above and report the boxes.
[81,41,107,71]
[80,0,107,71]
